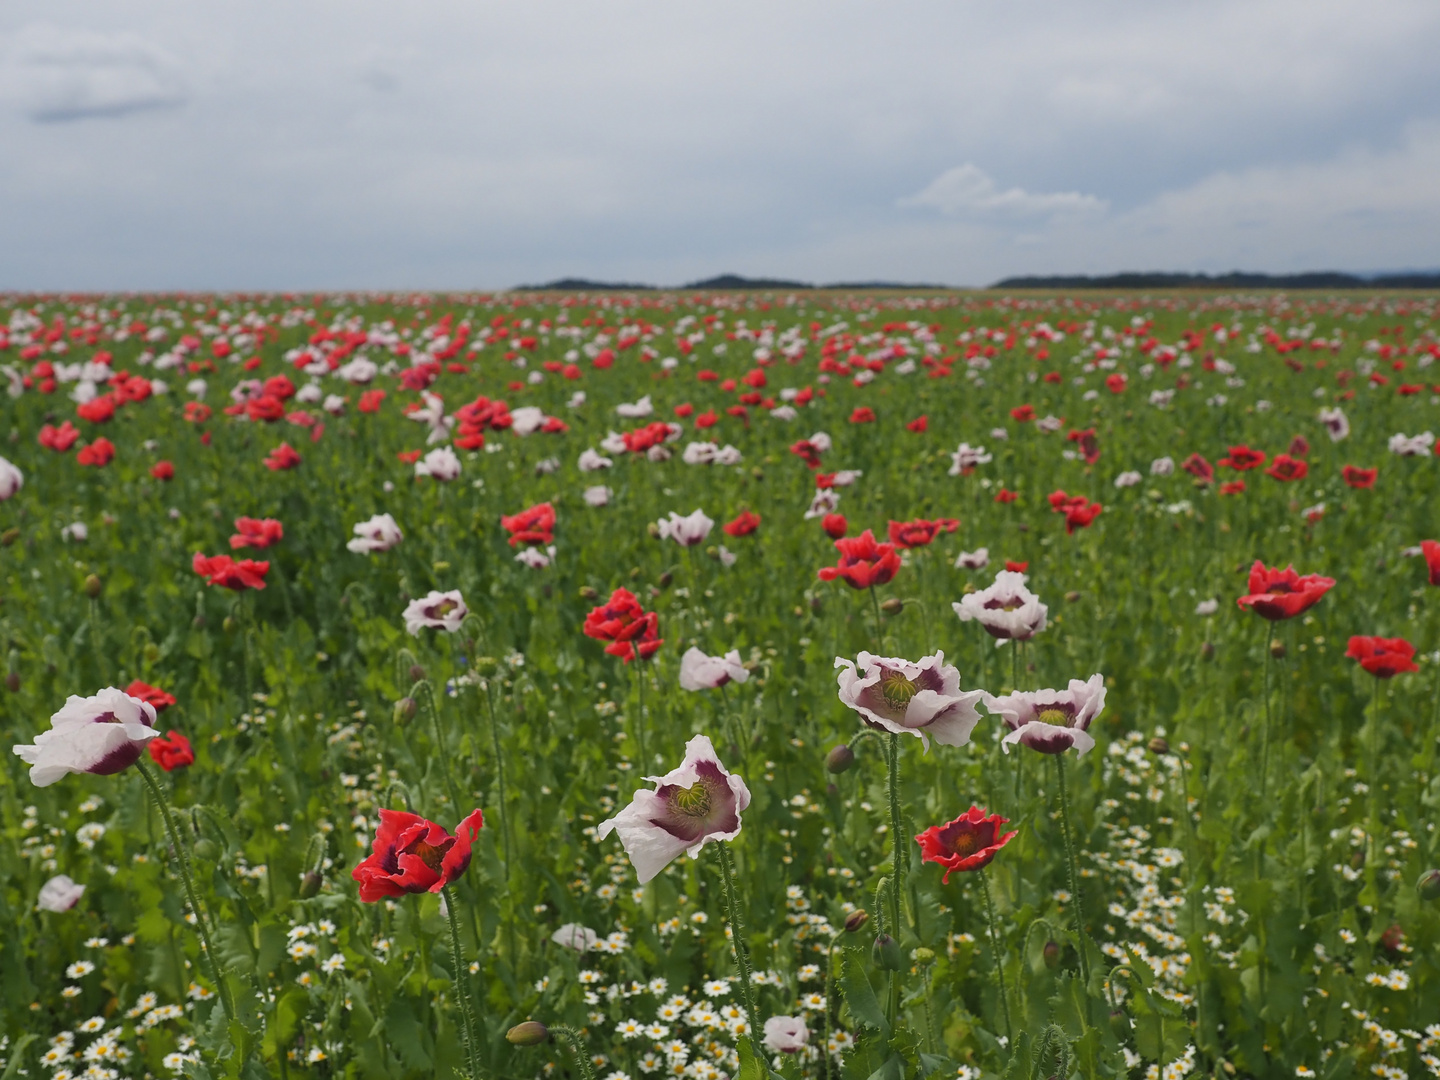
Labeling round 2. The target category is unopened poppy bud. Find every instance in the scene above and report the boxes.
[1065,590,1081,603]
[658,571,673,588]
[408,664,426,682]
[83,574,102,598]
[880,597,903,615]
[751,466,764,480]
[1200,641,1215,661]
[4,672,19,693]
[1269,639,1286,659]
[191,838,218,861]
[629,566,642,580]
[825,782,839,798]
[579,585,598,601]
[647,522,661,539]
[473,656,499,675]
[809,596,823,613]
[222,616,236,633]
[844,909,870,933]
[913,947,935,966]
[705,545,720,560]
[1147,737,1169,755]
[1350,848,1366,870]
[1108,1009,1131,1040]
[143,643,161,663]
[826,744,855,774]
[298,871,323,899]
[1,527,18,546]
[1043,940,1061,968]
[507,1021,550,1046]
[394,697,418,724]
[1417,869,1440,901]
[872,933,903,971]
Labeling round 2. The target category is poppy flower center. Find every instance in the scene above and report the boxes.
[403,836,449,873]
[670,781,713,818]
[948,831,981,857]
[433,600,457,617]
[1037,707,1070,726]
[93,711,120,725]
[880,671,919,709]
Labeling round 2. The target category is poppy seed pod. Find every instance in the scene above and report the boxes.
[880,597,903,615]
[298,871,323,899]
[222,616,236,633]
[1417,869,1440,901]
[1,527,18,547]
[1269,639,1287,659]
[393,697,417,724]
[579,585,598,601]
[408,664,426,682]
[1108,1010,1131,1040]
[658,571,673,588]
[5,672,18,692]
[646,522,661,539]
[913,947,935,966]
[507,1021,550,1046]
[1200,641,1215,661]
[1147,736,1169,755]
[1065,590,1081,603]
[872,933,903,971]
[83,574,102,598]
[844,909,870,933]
[1043,940,1061,968]
[825,744,855,774]
[191,838,218,861]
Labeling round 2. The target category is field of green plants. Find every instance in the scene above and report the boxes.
[1,288,1438,1080]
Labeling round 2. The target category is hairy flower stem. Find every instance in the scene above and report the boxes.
[868,585,886,650]
[137,761,234,1026]
[634,662,649,768]
[715,842,764,1062]
[1259,623,1274,801]
[823,929,844,1080]
[552,1025,600,1080]
[978,869,1013,1050]
[1368,675,1383,889]
[481,678,514,873]
[442,885,482,1080]
[1054,754,1092,1016]
[885,733,905,939]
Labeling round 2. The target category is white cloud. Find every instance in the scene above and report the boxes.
[0,23,187,122]
[898,164,1106,219]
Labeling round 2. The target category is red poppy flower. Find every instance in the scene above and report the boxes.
[263,374,296,400]
[264,443,302,470]
[1010,404,1035,423]
[583,588,663,663]
[906,415,928,433]
[352,809,484,902]
[147,730,194,771]
[1421,540,1440,586]
[1066,428,1100,464]
[723,511,761,537]
[1180,453,1214,483]
[76,395,117,424]
[501,502,556,547]
[1220,480,1246,495]
[695,410,718,429]
[76,438,116,467]
[994,488,1018,504]
[247,395,285,423]
[817,530,901,590]
[1288,435,1310,458]
[821,513,848,539]
[1219,445,1266,471]
[1342,465,1377,489]
[358,389,386,413]
[1265,454,1308,482]
[849,406,876,424]
[790,439,823,469]
[915,806,1017,882]
[1004,560,1028,572]
[183,401,212,424]
[1236,561,1335,621]
[192,552,269,591]
[125,680,176,712]
[39,421,80,452]
[1104,373,1127,394]
[622,422,673,453]
[1047,490,1086,512]
[150,460,175,481]
[886,518,959,549]
[1064,501,1103,533]
[1345,636,1420,678]
[397,449,423,464]
[674,402,695,418]
[230,517,284,550]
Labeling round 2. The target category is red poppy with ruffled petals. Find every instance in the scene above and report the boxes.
[994,488,1018,504]
[848,406,876,424]
[1048,490,1087,512]
[906,415,928,433]
[1181,453,1214,483]
[1010,404,1035,422]
[1236,561,1335,621]
[887,518,959,549]
[246,395,285,423]
[77,395,117,424]
[817,530,901,590]
[723,511,761,537]
[501,502,556,547]
[821,513,848,539]
[1220,480,1246,495]
[39,421,80,452]
[147,730,194,771]
[584,588,663,663]
[1067,428,1100,464]
[1219,445,1266,471]
[125,680,176,712]
[1288,435,1310,459]
[358,390,386,413]
[193,552,269,591]
[1342,465,1377,489]
[1265,454,1308,482]
[1422,540,1440,586]
[352,809,484,902]
[184,401,212,424]
[915,806,1017,882]
[264,443,302,470]
[76,438,116,467]
[230,517,284,550]
[1345,636,1420,678]
[150,460,175,481]
[1005,560,1028,572]
[1064,501,1103,533]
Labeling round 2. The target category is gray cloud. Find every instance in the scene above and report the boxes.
[899,165,1106,219]
[0,23,187,122]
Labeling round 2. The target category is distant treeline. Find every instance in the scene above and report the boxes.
[511,274,947,292]
[990,271,1440,290]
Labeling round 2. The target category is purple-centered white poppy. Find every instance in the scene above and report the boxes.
[954,547,990,570]
[986,674,1107,757]
[13,687,158,787]
[0,456,22,500]
[551,923,599,952]
[1318,407,1349,442]
[763,1016,810,1054]
[953,569,1048,641]
[678,647,749,692]
[346,513,403,554]
[835,651,987,750]
[657,509,715,547]
[38,874,86,912]
[597,735,750,884]
[415,446,461,481]
[402,590,468,635]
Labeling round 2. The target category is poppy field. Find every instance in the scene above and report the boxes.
[2,288,1440,1080]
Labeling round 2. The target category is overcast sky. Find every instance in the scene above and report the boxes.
[2,1,1438,290]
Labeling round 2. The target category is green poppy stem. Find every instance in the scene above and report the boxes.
[978,868,1013,1049]
[441,885,482,1080]
[715,842,765,1062]
[1054,753,1092,1005]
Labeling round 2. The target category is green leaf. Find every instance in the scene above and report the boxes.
[737,1037,767,1080]
[864,1053,905,1080]
[0,1035,38,1080]
[918,1052,955,1077]
[843,949,891,1037]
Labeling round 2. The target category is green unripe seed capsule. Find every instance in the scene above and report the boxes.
[825,744,855,774]
[1418,869,1440,901]
[872,933,903,971]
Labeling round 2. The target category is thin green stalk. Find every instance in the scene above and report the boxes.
[442,885,482,1080]
[822,929,843,1080]
[1368,674,1383,886]
[634,662,649,768]
[482,676,514,874]
[715,842,764,1061]
[868,585,886,649]
[1054,754,1092,1010]
[552,1025,600,1080]
[885,734,905,939]
[978,869,1013,1049]
[1259,623,1273,800]
[137,761,234,1024]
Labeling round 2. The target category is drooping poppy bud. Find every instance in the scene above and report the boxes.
[1417,869,1440,901]
[507,1021,550,1046]
[872,933,903,971]
[844,909,870,934]
[825,744,855,774]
